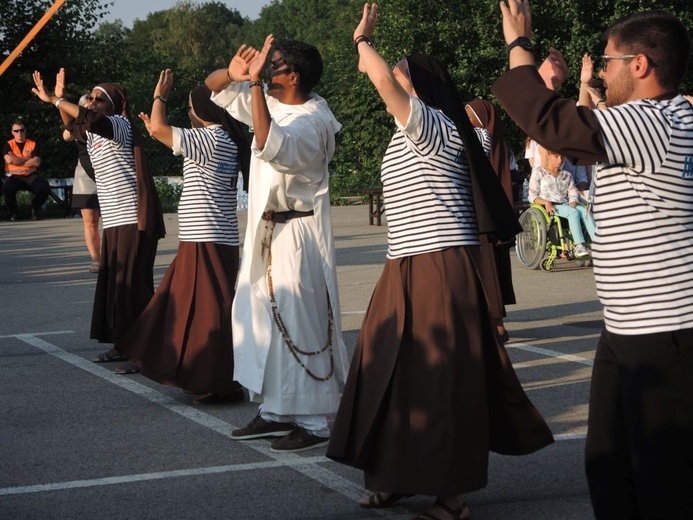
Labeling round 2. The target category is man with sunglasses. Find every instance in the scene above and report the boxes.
[493,2,693,518]
[205,37,348,453]
[3,121,50,220]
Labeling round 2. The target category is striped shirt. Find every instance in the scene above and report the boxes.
[87,116,137,229]
[381,97,479,259]
[592,95,693,334]
[172,126,240,246]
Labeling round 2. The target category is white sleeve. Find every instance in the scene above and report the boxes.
[210,82,254,126]
[254,115,325,179]
[396,97,449,157]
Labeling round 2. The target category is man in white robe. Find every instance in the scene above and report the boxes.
[206,36,348,452]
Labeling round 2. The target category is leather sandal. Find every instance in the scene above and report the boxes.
[359,491,412,508]
[92,349,128,363]
[114,362,140,375]
[414,498,471,519]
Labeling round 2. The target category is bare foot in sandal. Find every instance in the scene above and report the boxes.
[114,362,140,375]
[92,348,128,363]
[414,494,470,519]
[359,491,411,508]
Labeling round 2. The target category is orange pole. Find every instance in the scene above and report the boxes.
[0,0,67,78]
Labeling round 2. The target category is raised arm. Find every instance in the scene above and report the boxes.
[205,44,258,92]
[32,70,79,120]
[247,35,274,151]
[139,69,174,148]
[354,3,411,126]
[493,0,607,165]
[54,68,75,128]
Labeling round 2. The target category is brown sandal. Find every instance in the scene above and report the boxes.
[359,491,411,508]
[92,349,128,363]
[114,362,140,375]
[414,498,471,519]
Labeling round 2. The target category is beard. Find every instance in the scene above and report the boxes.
[604,66,635,107]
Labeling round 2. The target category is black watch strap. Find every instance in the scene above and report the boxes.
[507,36,534,53]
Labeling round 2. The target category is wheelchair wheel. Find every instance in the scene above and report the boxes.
[516,207,547,269]
[541,258,556,272]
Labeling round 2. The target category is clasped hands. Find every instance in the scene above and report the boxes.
[227,35,275,83]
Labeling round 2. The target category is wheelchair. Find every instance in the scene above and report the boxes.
[515,203,592,271]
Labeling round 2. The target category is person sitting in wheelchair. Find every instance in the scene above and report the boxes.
[528,146,596,259]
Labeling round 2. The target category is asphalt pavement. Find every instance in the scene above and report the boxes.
[0,206,601,519]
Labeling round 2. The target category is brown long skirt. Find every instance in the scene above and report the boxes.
[90,224,158,347]
[326,246,553,496]
[475,235,516,322]
[119,241,240,394]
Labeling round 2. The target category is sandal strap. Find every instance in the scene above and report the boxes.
[435,498,471,519]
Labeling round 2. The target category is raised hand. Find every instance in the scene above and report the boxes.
[31,70,53,103]
[354,3,378,42]
[155,69,174,99]
[228,44,259,83]
[538,48,570,91]
[55,68,66,98]
[138,112,153,136]
[499,0,532,44]
[248,34,274,81]
[580,53,594,84]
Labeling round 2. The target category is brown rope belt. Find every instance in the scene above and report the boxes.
[262,209,314,223]
[260,212,334,382]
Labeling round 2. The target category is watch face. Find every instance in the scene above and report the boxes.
[519,39,534,51]
[509,37,534,52]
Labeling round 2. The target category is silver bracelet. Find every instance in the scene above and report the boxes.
[55,97,65,108]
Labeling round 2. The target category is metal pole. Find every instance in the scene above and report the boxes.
[0,0,67,78]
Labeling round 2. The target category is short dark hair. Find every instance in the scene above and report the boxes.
[275,40,323,95]
[605,10,690,91]
[11,120,25,129]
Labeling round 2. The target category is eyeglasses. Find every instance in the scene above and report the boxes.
[87,95,109,104]
[12,129,26,133]
[598,54,638,71]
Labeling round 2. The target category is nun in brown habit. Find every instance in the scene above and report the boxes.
[64,82,165,368]
[327,6,553,519]
[117,75,251,402]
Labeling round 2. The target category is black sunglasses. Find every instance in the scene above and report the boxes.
[87,95,109,104]
[12,129,26,133]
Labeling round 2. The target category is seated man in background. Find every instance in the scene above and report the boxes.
[3,122,49,221]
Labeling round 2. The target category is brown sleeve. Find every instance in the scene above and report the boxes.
[71,106,115,141]
[491,65,608,165]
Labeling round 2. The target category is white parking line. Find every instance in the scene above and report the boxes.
[1,332,589,500]
[509,342,594,367]
[0,458,326,497]
[5,334,365,502]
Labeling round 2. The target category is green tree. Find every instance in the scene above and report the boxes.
[101,1,249,176]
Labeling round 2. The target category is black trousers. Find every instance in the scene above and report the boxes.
[3,173,50,214]
[585,327,693,519]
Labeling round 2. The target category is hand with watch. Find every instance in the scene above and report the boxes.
[353,3,379,73]
[500,0,535,68]
[507,36,534,53]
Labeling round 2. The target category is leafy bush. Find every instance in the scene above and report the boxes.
[155,178,183,213]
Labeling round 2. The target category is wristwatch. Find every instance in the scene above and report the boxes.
[507,36,535,53]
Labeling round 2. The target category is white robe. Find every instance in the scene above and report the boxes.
[212,83,348,415]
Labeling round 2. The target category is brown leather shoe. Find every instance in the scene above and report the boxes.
[231,413,296,440]
[269,427,329,453]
